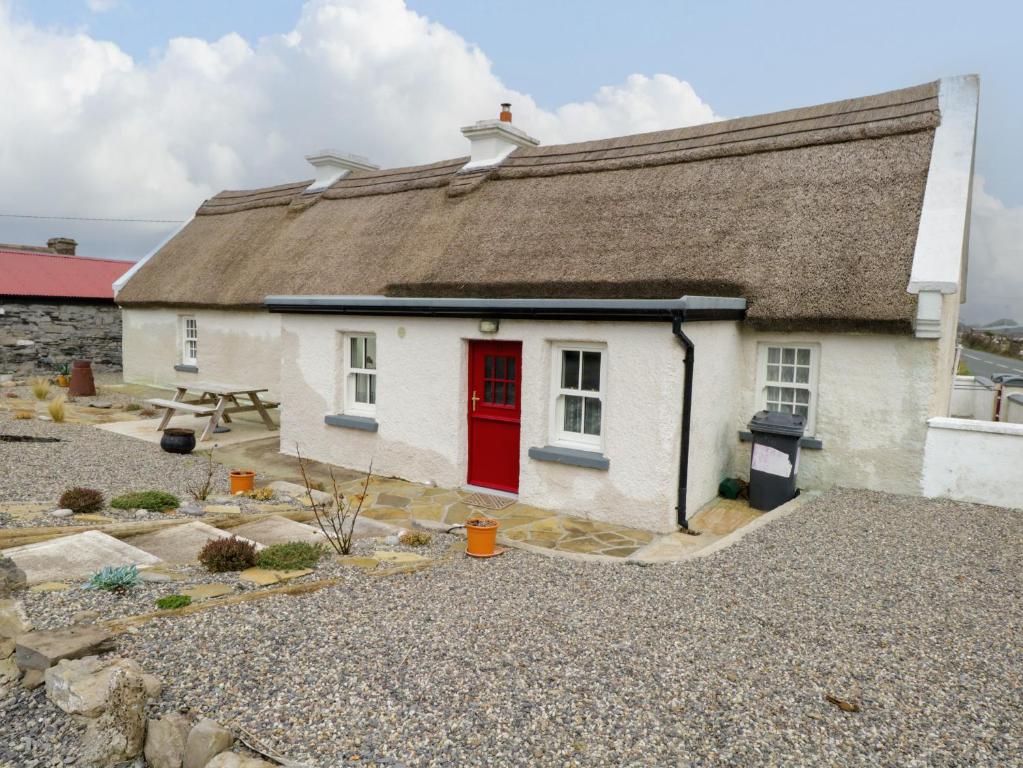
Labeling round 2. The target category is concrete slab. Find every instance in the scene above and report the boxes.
[125,521,262,564]
[688,498,762,536]
[95,413,278,448]
[3,530,162,585]
[229,516,327,547]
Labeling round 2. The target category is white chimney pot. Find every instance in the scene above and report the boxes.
[304,149,379,192]
[460,120,539,172]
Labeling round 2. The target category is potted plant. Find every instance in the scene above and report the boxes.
[229,469,256,494]
[160,428,196,454]
[465,515,499,557]
[55,363,71,388]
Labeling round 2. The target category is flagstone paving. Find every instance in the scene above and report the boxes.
[173,437,768,563]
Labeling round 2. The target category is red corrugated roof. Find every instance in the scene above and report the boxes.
[0,249,133,300]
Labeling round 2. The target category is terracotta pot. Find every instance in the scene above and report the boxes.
[160,428,196,454]
[68,360,96,397]
[465,515,499,557]
[229,470,256,494]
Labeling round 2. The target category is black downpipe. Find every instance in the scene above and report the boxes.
[672,313,694,530]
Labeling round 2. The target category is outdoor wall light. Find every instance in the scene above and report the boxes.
[479,319,500,334]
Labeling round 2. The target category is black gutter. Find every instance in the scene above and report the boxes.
[265,295,746,322]
[672,313,695,530]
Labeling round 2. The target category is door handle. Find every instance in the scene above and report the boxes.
[471,390,480,411]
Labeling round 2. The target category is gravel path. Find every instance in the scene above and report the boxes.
[0,410,231,510]
[6,489,1016,767]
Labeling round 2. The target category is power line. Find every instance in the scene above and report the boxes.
[0,212,184,224]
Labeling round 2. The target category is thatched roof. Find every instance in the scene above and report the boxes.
[118,81,943,332]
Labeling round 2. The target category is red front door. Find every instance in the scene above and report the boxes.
[467,340,522,493]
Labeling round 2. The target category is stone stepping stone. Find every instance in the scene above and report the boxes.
[336,557,379,571]
[237,567,315,586]
[371,551,430,565]
[181,583,234,602]
[125,522,262,565]
[2,530,162,585]
[29,581,69,592]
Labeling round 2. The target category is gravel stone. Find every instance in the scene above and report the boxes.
[3,413,1020,765]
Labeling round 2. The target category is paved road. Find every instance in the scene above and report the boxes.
[961,347,1023,379]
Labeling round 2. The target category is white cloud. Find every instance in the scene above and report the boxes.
[0,0,719,260]
[964,176,1023,324]
[86,0,120,13]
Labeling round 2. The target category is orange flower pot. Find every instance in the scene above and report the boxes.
[55,375,69,388]
[229,470,255,494]
[465,516,499,557]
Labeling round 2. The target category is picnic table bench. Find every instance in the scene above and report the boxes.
[146,382,278,442]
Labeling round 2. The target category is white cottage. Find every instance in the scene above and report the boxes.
[117,77,978,533]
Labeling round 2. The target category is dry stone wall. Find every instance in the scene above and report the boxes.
[0,301,122,373]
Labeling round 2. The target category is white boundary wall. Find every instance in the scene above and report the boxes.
[922,417,1023,509]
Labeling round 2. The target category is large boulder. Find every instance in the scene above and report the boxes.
[79,668,148,767]
[144,713,193,768]
[46,655,160,717]
[0,556,28,596]
[183,718,235,768]
[205,752,277,768]
[0,598,32,638]
[15,624,114,671]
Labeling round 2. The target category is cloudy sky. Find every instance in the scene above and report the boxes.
[2,0,1020,323]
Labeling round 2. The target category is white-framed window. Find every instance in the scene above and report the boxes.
[343,334,377,416]
[181,316,197,366]
[551,343,606,451]
[756,343,819,434]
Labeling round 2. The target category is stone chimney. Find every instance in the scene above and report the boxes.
[304,150,379,192]
[47,237,77,255]
[460,102,539,172]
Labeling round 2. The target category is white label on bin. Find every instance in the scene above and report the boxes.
[752,444,793,478]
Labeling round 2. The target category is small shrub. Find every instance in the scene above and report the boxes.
[244,487,275,501]
[256,540,325,571]
[29,377,51,400]
[59,487,104,515]
[155,594,192,610]
[399,530,433,547]
[13,410,32,420]
[139,407,158,417]
[124,403,141,412]
[198,536,257,572]
[83,564,140,592]
[47,395,66,422]
[111,490,180,511]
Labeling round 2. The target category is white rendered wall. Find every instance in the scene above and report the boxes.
[1005,396,1023,425]
[279,315,743,533]
[121,308,282,399]
[729,331,942,496]
[922,417,1023,509]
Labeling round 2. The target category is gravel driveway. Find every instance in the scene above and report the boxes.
[20,489,1009,767]
[0,412,230,510]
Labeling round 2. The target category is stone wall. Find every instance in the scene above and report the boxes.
[0,300,122,374]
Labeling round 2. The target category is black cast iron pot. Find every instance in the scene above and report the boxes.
[160,428,196,455]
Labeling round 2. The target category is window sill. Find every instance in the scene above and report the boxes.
[528,445,609,470]
[324,414,378,432]
[738,431,823,450]
[174,364,198,373]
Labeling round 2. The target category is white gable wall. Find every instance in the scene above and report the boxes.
[121,307,282,400]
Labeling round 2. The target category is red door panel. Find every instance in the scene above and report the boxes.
[467,340,522,493]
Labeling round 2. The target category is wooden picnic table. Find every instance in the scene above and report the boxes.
[146,381,278,442]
